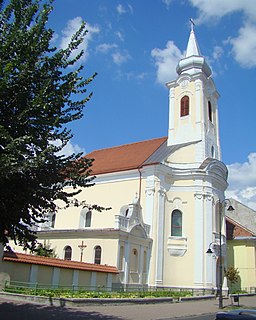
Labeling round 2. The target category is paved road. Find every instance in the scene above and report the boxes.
[0,295,255,320]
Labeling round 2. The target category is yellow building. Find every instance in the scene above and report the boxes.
[226,199,256,292]
[11,25,229,292]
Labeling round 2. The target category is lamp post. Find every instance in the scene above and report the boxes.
[206,198,234,309]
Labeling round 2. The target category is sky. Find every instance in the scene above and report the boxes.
[45,0,256,209]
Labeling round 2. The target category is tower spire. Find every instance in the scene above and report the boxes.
[186,19,200,57]
[176,21,211,77]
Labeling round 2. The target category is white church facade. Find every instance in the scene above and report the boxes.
[12,26,229,291]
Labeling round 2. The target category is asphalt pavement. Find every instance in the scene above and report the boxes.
[0,294,256,320]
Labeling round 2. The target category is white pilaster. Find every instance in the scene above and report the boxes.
[123,240,130,288]
[139,245,144,284]
[215,107,221,160]
[205,195,214,287]
[167,87,175,145]
[194,192,204,287]
[145,176,155,232]
[155,188,165,286]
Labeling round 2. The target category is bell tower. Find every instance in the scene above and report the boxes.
[166,22,221,165]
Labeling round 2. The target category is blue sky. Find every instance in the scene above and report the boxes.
[47,0,256,209]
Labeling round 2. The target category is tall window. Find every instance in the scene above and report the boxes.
[79,209,92,228]
[94,246,102,264]
[180,95,189,117]
[85,211,92,227]
[64,245,72,260]
[171,210,182,237]
[208,101,212,122]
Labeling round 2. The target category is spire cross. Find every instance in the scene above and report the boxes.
[190,18,195,31]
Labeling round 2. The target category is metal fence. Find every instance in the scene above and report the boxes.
[3,280,217,297]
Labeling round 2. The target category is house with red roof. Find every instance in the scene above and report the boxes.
[9,24,230,292]
[225,199,256,292]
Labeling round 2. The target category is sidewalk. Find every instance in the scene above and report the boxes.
[72,295,256,319]
[0,294,256,320]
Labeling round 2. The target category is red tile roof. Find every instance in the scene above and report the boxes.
[226,216,255,239]
[87,137,167,175]
[3,252,118,274]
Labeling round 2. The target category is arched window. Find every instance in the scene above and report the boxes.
[79,209,92,228]
[64,245,72,260]
[208,101,212,122]
[94,246,102,264]
[85,211,92,227]
[51,213,56,228]
[171,210,182,237]
[180,95,189,117]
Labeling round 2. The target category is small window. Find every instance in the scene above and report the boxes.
[208,101,212,122]
[171,210,182,237]
[180,96,189,117]
[85,211,92,227]
[94,246,102,264]
[64,245,72,260]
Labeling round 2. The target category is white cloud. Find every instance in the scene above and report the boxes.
[96,43,118,54]
[162,0,173,9]
[112,50,131,65]
[229,23,256,68]
[116,4,126,15]
[128,4,134,14]
[53,140,85,157]
[189,0,256,23]
[212,46,223,60]
[226,153,256,210]
[189,0,256,68]
[60,17,99,63]
[116,4,133,15]
[151,41,183,84]
[115,31,124,42]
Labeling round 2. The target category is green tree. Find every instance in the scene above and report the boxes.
[0,0,100,249]
[225,266,240,292]
[32,241,57,258]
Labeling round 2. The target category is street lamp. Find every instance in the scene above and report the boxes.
[206,198,234,309]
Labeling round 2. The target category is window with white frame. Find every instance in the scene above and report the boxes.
[171,210,182,237]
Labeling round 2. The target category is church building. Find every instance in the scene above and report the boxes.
[15,25,229,291]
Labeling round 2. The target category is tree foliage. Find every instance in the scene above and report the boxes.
[31,241,57,258]
[0,0,99,249]
[225,266,240,285]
